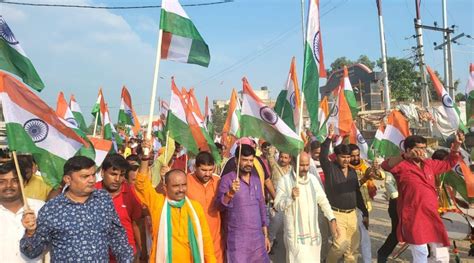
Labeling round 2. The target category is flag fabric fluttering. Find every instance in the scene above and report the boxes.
[88,137,112,168]
[0,16,44,91]
[56,92,79,129]
[368,120,385,160]
[99,94,122,152]
[349,122,369,159]
[222,88,241,139]
[160,0,210,67]
[302,0,326,134]
[69,95,88,132]
[0,72,87,187]
[118,86,141,137]
[204,96,215,139]
[240,77,303,156]
[274,57,301,131]
[152,119,166,142]
[91,88,103,124]
[465,63,474,127]
[426,65,466,133]
[316,95,330,140]
[380,110,410,157]
[327,85,353,136]
[342,66,359,118]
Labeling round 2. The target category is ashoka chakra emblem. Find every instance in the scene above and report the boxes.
[454,164,463,177]
[398,140,405,151]
[65,117,78,127]
[441,94,454,108]
[259,106,278,125]
[330,105,339,117]
[289,92,296,109]
[357,134,366,144]
[312,31,321,63]
[0,17,19,45]
[24,119,49,143]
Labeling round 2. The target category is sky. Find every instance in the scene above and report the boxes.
[2,0,473,123]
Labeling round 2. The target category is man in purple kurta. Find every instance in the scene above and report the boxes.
[217,144,270,263]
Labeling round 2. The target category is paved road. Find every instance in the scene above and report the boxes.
[270,196,472,262]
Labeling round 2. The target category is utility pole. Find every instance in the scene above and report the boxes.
[442,0,451,98]
[414,0,430,109]
[376,0,391,111]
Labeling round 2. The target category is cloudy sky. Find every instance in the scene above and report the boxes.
[2,0,473,123]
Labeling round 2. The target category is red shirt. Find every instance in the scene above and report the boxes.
[171,154,187,171]
[95,182,142,254]
[381,151,460,246]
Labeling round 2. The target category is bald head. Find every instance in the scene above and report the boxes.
[298,152,310,178]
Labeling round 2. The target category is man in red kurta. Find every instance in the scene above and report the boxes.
[382,132,464,262]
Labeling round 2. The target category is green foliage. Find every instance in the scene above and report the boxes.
[377,57,420,101]
[328,55,376,76]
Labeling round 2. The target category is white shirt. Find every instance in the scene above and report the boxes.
[0,198,44,262]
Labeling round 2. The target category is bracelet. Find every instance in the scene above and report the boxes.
[141,157,151,161]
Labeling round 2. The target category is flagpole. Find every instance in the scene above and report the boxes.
[145,29,164,145]
[164,130,170,165]
[12,151,29,210]
[376,0,391,111]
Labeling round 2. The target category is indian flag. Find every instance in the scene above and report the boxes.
[204,96,215,138]
[241,77,303,156]
[465,63,474,127]
[327,85,353,136]
[302,0,327,134]
[222,88,241,138]
[381,110,410,157]
[0,72,86,187]
[152,119,166,141]
[160,0,210,67]
[69,94,88,132]
[342,66,359,118]
[88,137,112,168]
[56,91,79,129]
[167,79,202,154]
[274,57,301,131]
[0,16,44,91]
[316,95,330,140]
[368,121,385,160]
[349,121,368,159]
[91,88,103,123]
[427,65,466,133]
[118,86,141,136]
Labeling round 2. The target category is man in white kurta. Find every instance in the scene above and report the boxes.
[274,152,339,263]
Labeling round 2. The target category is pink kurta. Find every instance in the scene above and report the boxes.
[382,151,460,246]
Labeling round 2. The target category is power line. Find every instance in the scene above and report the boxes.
[0,0,233,9]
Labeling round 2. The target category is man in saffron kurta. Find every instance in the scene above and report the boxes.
[187,152,224,263]
[382,133,464,262]
[134,150,216,263]
[217,144,270,263]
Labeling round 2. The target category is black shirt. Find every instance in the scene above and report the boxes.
[320,138,369,217]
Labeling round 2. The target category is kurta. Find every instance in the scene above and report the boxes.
[134,172,216,263]
[382,150,461,246]
[187,173,224,263]
[274,171,335,263]
[217,171,269,263]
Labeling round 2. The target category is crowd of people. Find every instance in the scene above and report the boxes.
[0,124,468,262]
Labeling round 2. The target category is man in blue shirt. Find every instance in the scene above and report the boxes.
[20,156,134,262]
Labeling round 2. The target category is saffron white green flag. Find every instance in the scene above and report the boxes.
[302,0,327,134]
[368,121,385,160]
[274,57,301,131]
[118,86,141,137]
[69,94,88,132]
[0,16,44,91]
[241,78,303,156]
[427,65,466,133]
[91,88,103,124]
[0,72,86,187]
[381,110,410,157]
[160,0,210,67]
[342,66,359,118]
[222,88,241,138]
[349,122,368,159]
[466,64,474,127]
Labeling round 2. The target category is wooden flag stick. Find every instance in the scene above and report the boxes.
[236,142,242,180]
[164,130,170,166]
[12,151,29,210]
[92,111,99,137]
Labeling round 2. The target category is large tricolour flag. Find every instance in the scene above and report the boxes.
[381,110,410,157]
[0,72,86,187]
[56,92,79,129]
[302,0,326,134]
[274,57,301,131]
[118,86,141,136]
[69,95,88,132]
[466,63,474,127]
[241,77,303,156]
[342,66,359,118]
[0,16,44,91]
[426,65,466,132]
[160,0,210,67]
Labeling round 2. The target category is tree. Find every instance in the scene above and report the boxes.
[212,105,228,133]
[455,92,466,101]
[328,55,375,76]
[377,57,420,101]
[356,55,376,70]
